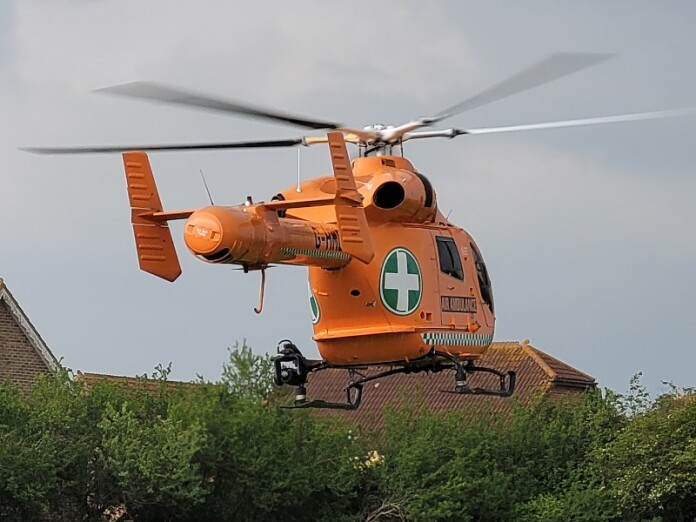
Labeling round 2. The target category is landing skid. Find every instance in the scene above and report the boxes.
[272,340,516,410]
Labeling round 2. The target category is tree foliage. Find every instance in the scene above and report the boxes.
[0,350,694,521]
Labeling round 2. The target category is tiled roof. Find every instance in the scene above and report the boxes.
[76,371,197,392]
[526,345,595,385]
[305,341,595,427]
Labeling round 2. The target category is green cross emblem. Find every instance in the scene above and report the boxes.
[308,282,320,324]
[380,247,422,315]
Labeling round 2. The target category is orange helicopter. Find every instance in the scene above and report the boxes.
[26,52,692,409]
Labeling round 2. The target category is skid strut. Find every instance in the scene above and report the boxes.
[272,341,516,410]
[439,351,517,397]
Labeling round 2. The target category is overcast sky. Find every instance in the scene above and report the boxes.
[1,1,695,394]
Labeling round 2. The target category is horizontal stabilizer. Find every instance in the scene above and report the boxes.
[262,196,335,211]
[123,152,182,282]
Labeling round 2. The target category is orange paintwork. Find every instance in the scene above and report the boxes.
[275,150,494,365]
[183,205,349,270]
[122,152,181,282]
[327,132,374,264]
[121,133,495,367]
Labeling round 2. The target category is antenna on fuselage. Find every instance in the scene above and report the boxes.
[199,168,214,205]
[296,147,302,193]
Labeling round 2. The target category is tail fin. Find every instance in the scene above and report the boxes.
[122,152,182,282]
[327,132,374,264]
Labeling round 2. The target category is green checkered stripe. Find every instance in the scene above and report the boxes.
[281,247,350,261]
[421,332,494,347]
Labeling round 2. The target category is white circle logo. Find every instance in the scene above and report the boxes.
[379,247,422,315]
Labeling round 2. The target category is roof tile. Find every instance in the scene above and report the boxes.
[305,341,594,427]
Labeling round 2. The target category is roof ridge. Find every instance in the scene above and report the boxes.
[531,347,595,383]
[77,371,195,386]
[522,342,558,380]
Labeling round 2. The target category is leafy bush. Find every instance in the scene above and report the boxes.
[0,347,694,521]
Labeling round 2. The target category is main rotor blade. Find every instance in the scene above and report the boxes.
[22,138,304,155]
[96,82,342,131]
[431,52,614,123]
[462,108,696,135]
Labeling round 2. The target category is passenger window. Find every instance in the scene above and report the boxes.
[470,242,494,313]
[436,236,464,281]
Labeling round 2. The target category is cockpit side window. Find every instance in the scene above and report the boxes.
[470,242,494,313]
[436,236,464,281]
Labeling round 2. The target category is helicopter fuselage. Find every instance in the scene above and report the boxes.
[183,155,495,367]
[293,156,495,366]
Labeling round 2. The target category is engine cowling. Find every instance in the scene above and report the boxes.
[362,169,437,223]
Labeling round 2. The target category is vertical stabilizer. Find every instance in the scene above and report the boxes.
[327,132,374,264]
[122,152,182,282]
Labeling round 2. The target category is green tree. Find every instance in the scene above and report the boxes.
[371,390,623,522]
[11,343,696,522]
[182,361,364,520]
[96,402,208,520]
[600,390,696,522]
[221,340,275,400]
[0,381,58,520]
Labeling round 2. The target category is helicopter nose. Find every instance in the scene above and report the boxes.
[184,208,224,255]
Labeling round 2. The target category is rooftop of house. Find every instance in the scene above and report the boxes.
[305,341,595,425]
[75,371,198,392]
[0,278,59,391]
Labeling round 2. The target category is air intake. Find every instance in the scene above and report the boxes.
[373,181,405,209]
